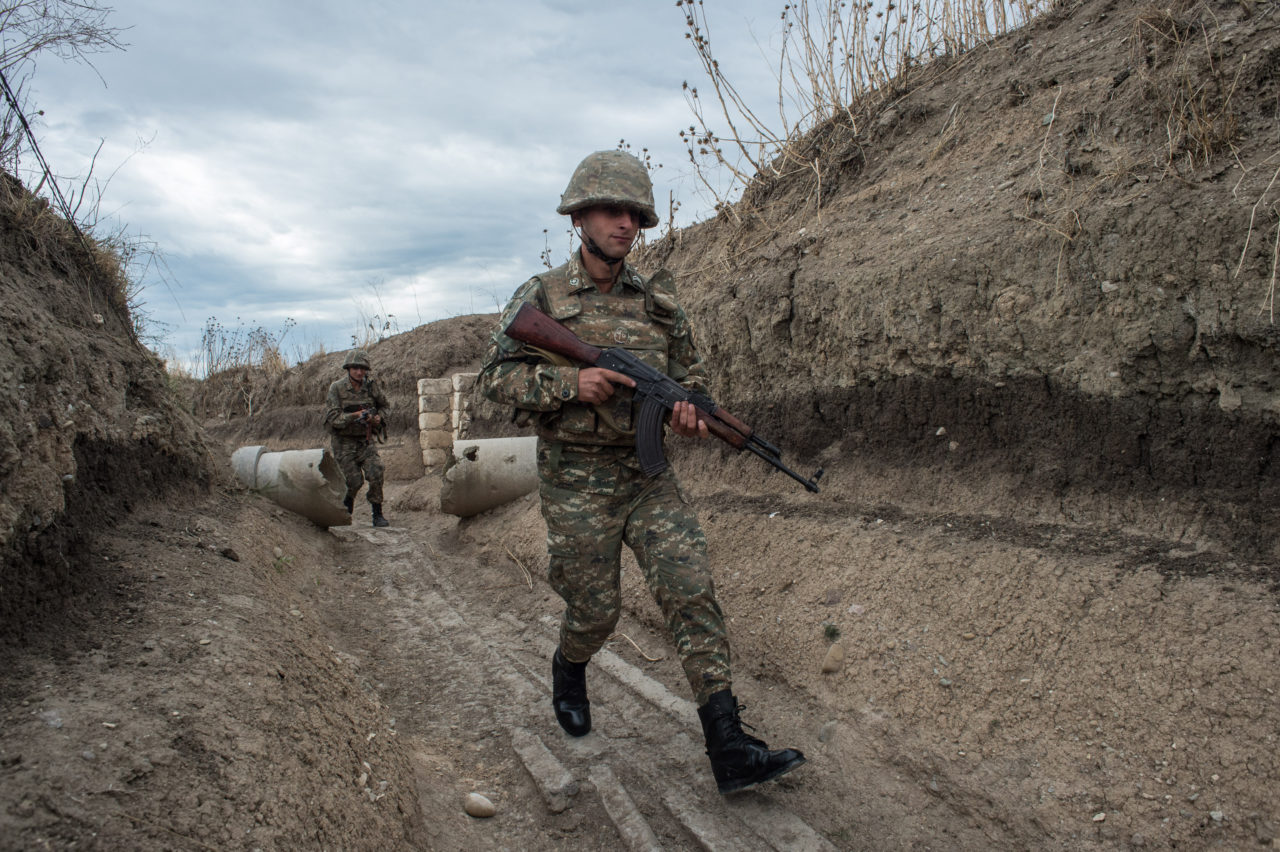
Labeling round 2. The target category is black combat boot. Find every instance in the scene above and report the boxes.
[697,689,806,794]
[343,494,354,514]
[371,503,389,527]
[551,647,591,736]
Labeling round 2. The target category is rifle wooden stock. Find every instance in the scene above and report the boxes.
[506,303,603,365]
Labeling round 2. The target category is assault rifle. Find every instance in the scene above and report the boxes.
[342,402,386,443]
[503,302,822,493]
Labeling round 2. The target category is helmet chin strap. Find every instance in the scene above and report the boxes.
[576,225,629,267]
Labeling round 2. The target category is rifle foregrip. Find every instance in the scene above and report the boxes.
[699,413,748,448]
[708,406,752,439]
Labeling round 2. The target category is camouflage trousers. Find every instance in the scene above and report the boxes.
[537,441,731,705]
[331,435,384,505]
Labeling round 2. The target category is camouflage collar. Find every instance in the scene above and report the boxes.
[567,252,645,294]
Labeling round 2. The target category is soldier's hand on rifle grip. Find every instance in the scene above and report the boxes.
[577,367,635,404]
[670,400,710,439]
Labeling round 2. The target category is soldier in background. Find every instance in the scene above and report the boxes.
[478,150,805,794]
[324,349,390,527]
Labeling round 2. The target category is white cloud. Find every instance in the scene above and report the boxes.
[23,0,793,367]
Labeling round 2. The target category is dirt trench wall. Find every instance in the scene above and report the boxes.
[0,176,213,646]
[640,0,1280,554]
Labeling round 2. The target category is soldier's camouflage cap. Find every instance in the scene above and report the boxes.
[556,150,659,229]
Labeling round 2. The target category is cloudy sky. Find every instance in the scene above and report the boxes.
[18,0,792,368]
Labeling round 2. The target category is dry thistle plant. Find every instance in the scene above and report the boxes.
[195,317,296,379]
[677,0,1051,211]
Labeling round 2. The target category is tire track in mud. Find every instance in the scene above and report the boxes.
[322,523,837,850]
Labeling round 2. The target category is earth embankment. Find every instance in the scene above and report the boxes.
[639,0,1279,556]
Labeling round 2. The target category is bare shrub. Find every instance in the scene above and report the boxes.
[0,3,174,343]
[0,168,135,328]
[677,0,1052,208]
[195,317,296,379]
[1131,1,1243,170]
[1,0,126,189]
[351,280,399,349]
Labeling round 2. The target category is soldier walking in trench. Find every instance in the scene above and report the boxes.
[324,349,390,527]
[478,150,805,793]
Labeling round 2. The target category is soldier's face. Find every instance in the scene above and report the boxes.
[576,204,640,259]
[347,366,368,383]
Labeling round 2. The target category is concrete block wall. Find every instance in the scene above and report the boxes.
[451,372,478,440]
[417,372,479,469]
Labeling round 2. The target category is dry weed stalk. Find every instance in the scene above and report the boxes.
[679,0,1050,209]
[195,316,296,379]
[1,1,125,217]
[504,545,533,590]
[0,169,141,327]
[1131,0,1242,171]
[609,632,664,662]
[1232,157,1280,322]
[1,3,176,345]
[928,101,963,162]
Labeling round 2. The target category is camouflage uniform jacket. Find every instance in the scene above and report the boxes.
[478,254,709,448]
[324,376,390,439]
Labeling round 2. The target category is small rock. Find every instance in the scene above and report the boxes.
[81,749,96,761]
[962,632,976,640]
[1093,812,1106,822]
[126,757,155,779]
[1210,811,1224,822]
[273,546,283,559]
[821,644,845,674]
[1131,833,1146,847]
[465,792,496,818]
[818,721,838,743]
[219,547,240,562]
[38,710,63,729]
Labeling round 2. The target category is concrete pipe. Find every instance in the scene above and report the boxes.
[439,436,538,518]
[230,445,352,527]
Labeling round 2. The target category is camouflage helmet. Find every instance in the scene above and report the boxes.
[342,349,371,370]
[556,150,659,229]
